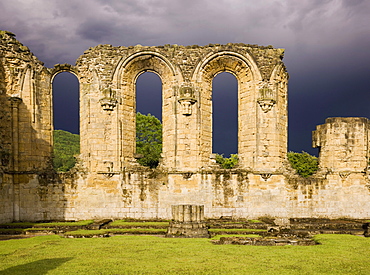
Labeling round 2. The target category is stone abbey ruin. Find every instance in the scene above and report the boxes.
[1,30,370,223]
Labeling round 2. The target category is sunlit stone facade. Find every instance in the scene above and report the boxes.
[1,30,369,222]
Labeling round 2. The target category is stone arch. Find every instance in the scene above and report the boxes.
[112,51,178,89]
[113,52,180,168]
[50,64,79,82]
[269,62,288,97]
[269,62,288,104]
[135,71,162,119]
[212,72,238,156]
[19,67,37,124]
[192,51,262,168]
[50,64,80,134]
[51,71,80,133]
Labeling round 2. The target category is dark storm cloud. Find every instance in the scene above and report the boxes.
[2,0,369,66]
[0,0,369,153]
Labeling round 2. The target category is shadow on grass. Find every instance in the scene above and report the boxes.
[0,257,73,275]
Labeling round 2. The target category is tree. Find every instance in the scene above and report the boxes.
[136,112,162,168]
[53,130,80,172]
[287,151,318,177]
[215,153,239,169]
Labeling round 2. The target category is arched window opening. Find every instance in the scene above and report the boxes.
[135,72,162,168]
[136,72,162,121]
[53,72,79,133]
[52,72,80,172]
[212,72,238,162]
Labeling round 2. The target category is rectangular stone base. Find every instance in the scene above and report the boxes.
[166,221,210,238]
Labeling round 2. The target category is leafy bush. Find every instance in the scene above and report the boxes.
[136,112,162,168]
[215,154,238,169]
[287,151,318,177]
[53,130,80,172]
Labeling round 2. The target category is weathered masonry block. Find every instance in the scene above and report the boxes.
[1,30,370,223]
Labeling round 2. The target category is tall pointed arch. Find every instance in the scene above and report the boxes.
[112,52,181,169]
[192,51,262,169]
[212,72,238,156]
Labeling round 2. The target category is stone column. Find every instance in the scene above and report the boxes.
[9,97,22,221]
[166,205,209,238]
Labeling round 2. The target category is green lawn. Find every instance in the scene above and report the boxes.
[108,220,169,227]
[0,220,94,228]
[65,228,166,237]
[0,234,369,274]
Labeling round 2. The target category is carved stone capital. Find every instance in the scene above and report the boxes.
[257,82,276,113]
[178,83,197,116]
[9,96,22,108]
[260,173,272,181]
[100,87,117,111]
[257,99,276,113]
[339,172,351,180]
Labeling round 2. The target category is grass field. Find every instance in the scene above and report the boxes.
[108,220,169,227]
[0,220,94,228]
[0,234,369,274]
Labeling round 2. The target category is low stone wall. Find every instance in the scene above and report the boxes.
[213,236,318,246]
[1,168,370,222]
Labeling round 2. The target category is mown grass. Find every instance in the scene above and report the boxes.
[248,219,263,223]
[65,228,166,237]
[0,220,94,228]
[214,220,264,225]
[1,234,368,274]
[0,228,54,234]
[108,220,169,227]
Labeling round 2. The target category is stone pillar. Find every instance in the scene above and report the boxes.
[166,205,209,238]
[313,117,369,172]
[9,97,22,221]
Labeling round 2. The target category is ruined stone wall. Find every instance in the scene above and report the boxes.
[44,170,370,220]
[0,38,12,222]
[1,31,369,222]
[0,31,54,222]
[313,117,369,173]
[0,31,52,172]
[76,43,288,173]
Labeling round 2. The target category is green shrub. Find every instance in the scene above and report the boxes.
[287,151,319,177]
[215,154,238,169]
